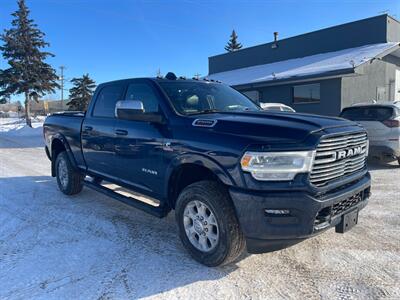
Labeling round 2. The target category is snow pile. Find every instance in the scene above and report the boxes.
[0,117,44,137]
[208,42,400,86]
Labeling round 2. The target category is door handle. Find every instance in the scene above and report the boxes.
[115,129,128,136]
[83,126,93,132]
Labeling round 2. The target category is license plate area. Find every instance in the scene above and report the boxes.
[335,209,358,233]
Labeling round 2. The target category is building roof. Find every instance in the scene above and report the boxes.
[208,42,400,87]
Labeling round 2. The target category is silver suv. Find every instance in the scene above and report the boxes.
[340,102,400,165]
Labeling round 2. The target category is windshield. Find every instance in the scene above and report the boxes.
[158,81,260,115]
[341,106,394,121]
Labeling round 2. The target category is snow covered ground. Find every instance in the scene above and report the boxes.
[0,118,399,299]
[0,117,44,148]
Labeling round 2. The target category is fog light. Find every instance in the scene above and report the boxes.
[265,209,290,215]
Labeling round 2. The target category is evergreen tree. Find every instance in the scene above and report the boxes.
[0,0,59,126]
[224,30,243,52]
[0,69,10,104]
[67,74,96,111]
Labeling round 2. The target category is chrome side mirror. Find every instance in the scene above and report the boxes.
[115,100,144,119]
[115,100,164,124]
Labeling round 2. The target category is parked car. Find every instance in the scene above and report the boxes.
[44,73,371,266]
[260,102,295,112]
[340,102,400,165]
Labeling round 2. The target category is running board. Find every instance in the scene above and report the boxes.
[84,180,168,218]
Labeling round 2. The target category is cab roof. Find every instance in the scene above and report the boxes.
[97,72,223,88]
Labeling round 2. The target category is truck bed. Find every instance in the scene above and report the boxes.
[43,111,86,169]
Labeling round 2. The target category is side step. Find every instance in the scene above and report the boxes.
[84,180,169,218]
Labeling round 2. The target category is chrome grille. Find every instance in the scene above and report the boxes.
[310,132,368,186]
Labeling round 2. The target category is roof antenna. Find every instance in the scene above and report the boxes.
[156,68,162,78]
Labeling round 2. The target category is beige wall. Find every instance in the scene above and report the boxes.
[0,103,22,113]
[30,100,69,115]
[341,57,400,108]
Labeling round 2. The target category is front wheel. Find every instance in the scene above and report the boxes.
[175,181,245,266]
[55,151,84,195]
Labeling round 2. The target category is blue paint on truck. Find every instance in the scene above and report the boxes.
[44,76,371,266]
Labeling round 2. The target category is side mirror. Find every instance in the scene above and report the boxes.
[115,100,144,119]
[115,100,164,124]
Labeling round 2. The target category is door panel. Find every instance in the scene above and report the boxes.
[81,83,125,179]
[114,119,166,195]
[82,117,118,177]
[114,81,168,197]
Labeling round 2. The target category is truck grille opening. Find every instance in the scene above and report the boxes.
[310,132,368,187]
[314,188,369,228]
[331,191,364,216]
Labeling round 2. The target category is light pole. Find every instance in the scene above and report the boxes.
[60,66,66,110]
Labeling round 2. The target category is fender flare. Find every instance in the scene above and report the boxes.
[50,133,79,176]
[163,153,236,197]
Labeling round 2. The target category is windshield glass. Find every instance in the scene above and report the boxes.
[158,81,260,115]
[341,106,394,121]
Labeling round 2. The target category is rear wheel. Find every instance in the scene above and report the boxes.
[175,181,245,266]
[55,151,84,195]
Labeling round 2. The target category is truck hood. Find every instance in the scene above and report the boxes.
[191,111,358,144]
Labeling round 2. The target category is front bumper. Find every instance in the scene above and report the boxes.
[229,172,371,254]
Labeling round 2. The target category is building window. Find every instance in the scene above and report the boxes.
[293,83,320,104]
[241,90,260,103]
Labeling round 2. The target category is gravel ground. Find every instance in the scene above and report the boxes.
[0,126,399,299]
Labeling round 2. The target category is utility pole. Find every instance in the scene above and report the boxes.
[59,66,66,110]
[156,68,162,77]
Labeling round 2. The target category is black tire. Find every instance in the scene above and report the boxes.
[175,180,245,267]
[55,151,84,195]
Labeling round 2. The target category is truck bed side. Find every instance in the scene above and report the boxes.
[43,112,86,170]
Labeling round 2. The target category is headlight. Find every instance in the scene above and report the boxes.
[240,151,315,181]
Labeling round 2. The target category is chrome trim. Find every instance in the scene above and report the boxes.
[310,132,368,187]
[192,119,218,128]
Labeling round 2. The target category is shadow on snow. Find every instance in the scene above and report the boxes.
[0,175,240,298]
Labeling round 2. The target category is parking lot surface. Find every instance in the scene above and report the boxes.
[0,128,399,299]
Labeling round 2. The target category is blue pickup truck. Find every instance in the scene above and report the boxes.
[44,73,371,266]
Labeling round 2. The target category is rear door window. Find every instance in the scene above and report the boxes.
[341,106,394,121]
[92,84,125,118]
